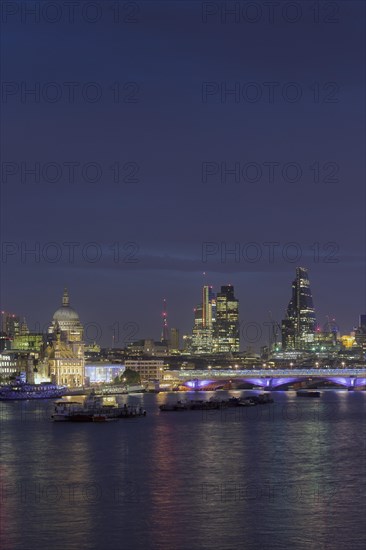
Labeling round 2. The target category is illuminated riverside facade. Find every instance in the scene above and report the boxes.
[0,353,18,379]
[281,268,317,351]
[0,292,86,385]
[85,364,125,384]
[46,289,85,387]
[125,359,164,381]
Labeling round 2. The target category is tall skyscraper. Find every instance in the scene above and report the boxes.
[355,314,366,357]
[191,284,239,354]
[191,285,216,354]
[359,314,366,332]
[281,267,316,350]
[202,285,216,328]
[213,285,239,353]
[169,328,180,351]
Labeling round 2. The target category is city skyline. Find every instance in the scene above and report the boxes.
[1,4,365,549]
[1,265,363,351]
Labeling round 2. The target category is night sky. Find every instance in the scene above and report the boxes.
[1,1,365,349]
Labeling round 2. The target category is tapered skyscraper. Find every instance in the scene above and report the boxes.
[281,268,316,350]
[202,285,215,329]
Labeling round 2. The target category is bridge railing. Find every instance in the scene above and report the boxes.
[175,368,366,380]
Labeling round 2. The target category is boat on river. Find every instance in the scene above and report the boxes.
[159,394,274,411]
[127,385,146,394]
[249,394,274,404]
[0,381,66,401]
[51,395,146,422]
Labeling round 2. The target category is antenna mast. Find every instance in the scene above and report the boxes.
[161,299,169,342]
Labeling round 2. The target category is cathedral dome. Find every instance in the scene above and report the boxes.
[51,289,80,324]
[53,306,79,322]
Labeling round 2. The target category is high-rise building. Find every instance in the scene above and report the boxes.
[281,267,316,350]
[0,311,28,338]
[359,315,366,332]
[202,285,215,329]
[169,328,180,351]
[190,284,240,354]
[191,286,216,354]
[213,285,239,353]
[194,304,203,328]
[355,314,366,358]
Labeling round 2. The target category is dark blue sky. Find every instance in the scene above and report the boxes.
[1,1,365,349]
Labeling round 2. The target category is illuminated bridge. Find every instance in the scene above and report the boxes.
[172,369,366,390]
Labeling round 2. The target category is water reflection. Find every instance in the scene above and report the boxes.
[0,391,365,549]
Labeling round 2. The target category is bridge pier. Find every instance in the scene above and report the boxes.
[264,377,273,390]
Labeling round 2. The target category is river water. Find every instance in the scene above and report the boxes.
[0,390,365,550]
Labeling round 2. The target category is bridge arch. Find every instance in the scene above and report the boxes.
[182,375,366,390]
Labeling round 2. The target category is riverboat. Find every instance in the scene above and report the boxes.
[0,381,66,401]
[159,395,274,411]
[127,385,146,394]
[51,395,146,422]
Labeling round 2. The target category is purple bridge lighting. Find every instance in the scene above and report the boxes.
[185,380,215,390]
[182,371,366,390]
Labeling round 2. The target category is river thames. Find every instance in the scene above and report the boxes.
[1,390,365,550]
